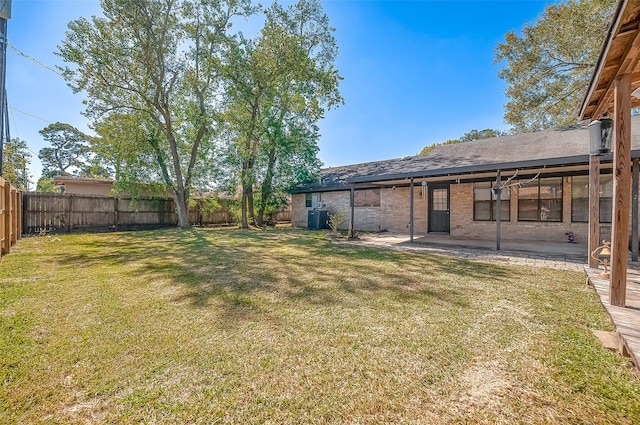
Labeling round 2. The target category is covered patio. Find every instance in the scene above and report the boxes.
[341,231,589,270]
[580,0,640,308]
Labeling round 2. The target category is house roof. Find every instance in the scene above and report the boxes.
[53,176,115,185]
[296,114,640,193]
[580,0,640,119]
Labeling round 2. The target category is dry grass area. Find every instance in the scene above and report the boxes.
[1,227,639,424]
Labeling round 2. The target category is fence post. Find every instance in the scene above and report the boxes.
[10,186,16,244]
[17,190,21,238]
[159,199,164,227]
[67,194,74,233]
[3,179,10,254]
[0,179,5,256]
[114,197,119,232]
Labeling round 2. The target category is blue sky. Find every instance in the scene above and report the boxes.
[6,0,547,188]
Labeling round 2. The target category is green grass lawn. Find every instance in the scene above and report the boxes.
[1,227,639,424]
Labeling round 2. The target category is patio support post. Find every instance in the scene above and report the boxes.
[610,73,631,307]
[633,158,639,262]
[409,178,414,243]
[588,155,600,268]
[494,170,501,251]
[349,185,355,239]
[422,181,428,236]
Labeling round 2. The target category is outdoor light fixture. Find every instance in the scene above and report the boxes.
[588,118,613,155]
[591,240,612,279]
[492,181,502,197]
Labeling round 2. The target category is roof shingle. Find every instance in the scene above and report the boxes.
[297,115,640,192]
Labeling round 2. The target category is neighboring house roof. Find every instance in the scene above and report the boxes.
[296,114,640,193]
[53,176,115,186]
[53,176,115,195]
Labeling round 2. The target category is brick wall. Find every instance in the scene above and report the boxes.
[292,176,633,243]
[450,179,577,242]
[449,178,614,243]
[291,193,308,228]
[292,187,426,233]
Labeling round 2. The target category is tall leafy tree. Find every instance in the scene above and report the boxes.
[225,0,342,227]
[495,0,616,132]
[92,113,158,180]
[2,138,32,190]
[38,122,91,178]
[58,0,255,228]
[91,112,175,198]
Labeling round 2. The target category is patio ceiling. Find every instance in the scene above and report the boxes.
[581,0,640,120]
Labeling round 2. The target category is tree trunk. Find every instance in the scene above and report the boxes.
[247,185,255,226]
[240,163,249,229]
[241,190,248,229]
[256,149,277,226]
[173,188,190,229]
[241,158,256,228]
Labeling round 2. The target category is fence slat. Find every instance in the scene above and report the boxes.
[20,192,291,235]
[21,193,281,234]
[0,177,22,259]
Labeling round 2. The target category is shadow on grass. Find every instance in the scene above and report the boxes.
[53,228,519,325]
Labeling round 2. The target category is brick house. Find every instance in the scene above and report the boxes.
[291,116,640,243]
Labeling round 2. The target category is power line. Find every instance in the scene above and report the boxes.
[8,106,52,123]
[6,100,41,158]
[7,40,65,78]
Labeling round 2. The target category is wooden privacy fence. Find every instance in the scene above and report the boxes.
[1,177,22,258]
[22,193,291,235]
[23,193,179,234]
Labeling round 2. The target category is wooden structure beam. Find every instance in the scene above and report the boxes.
[611,74,632,306]
[581,0,640,308]
[589,156,601,268]
[633,158,639,262]
[581,0,640,120]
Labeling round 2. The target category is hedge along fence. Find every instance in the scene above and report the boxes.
[1,177,22,258]
[22,193,291,235]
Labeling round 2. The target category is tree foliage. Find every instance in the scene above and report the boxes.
[36,177,57,193]
[55,0,341,229]
[419,139,459,156]
[91,112,166,196]
[58,0,255,228]
[2,138,32,190]
[419,128,506,155]
[495,0,616,132]
[224,0,342,227]
[38,122,91,178]
[459,128,507,142]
